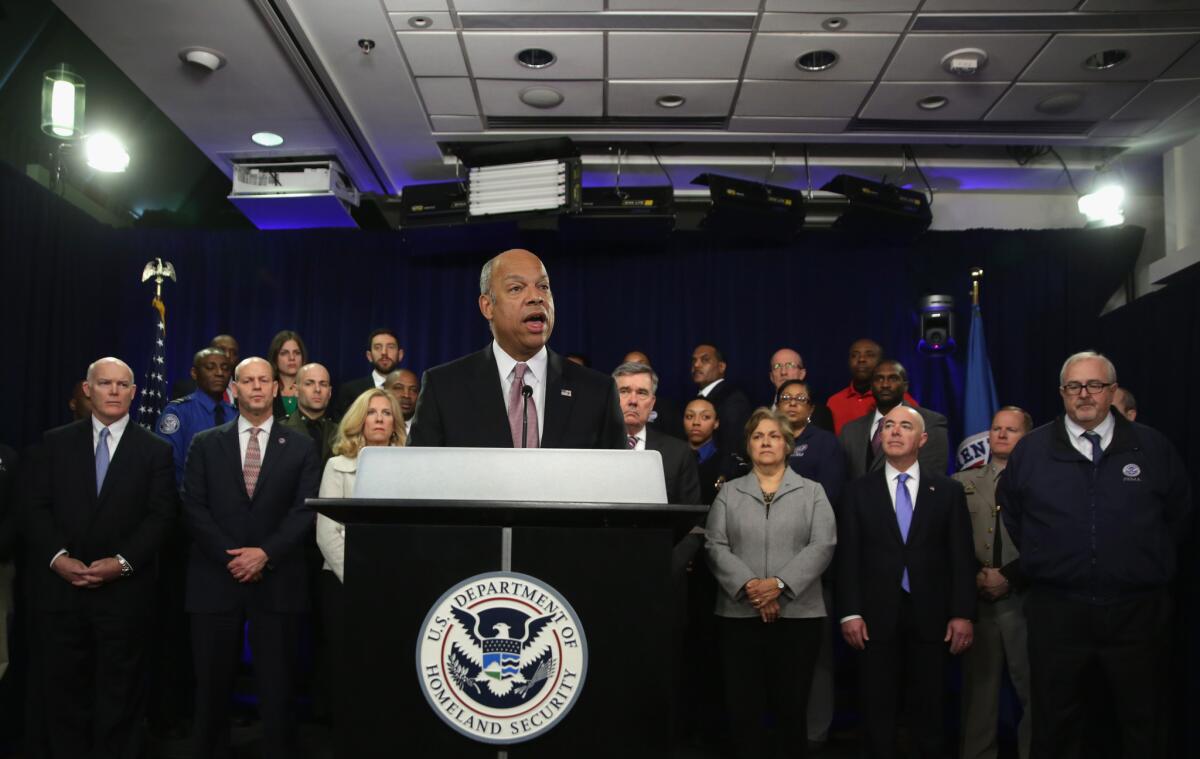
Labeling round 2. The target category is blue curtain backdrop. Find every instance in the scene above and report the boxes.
[1,161,1143,452]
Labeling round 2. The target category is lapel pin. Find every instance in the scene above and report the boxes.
[278,437,286,445]
[929,485,936,491]
[560,389,572,397]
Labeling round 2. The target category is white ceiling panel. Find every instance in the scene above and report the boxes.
[416,78,479,115]
[477,80,603,116]
[1021,33,1200,83]
[760,13,911,33]
[729,116,851,132]
[987,82,1147,120]
[608,80,738,117]
[454,0,603,10]
[921,0,1077,9]
[430,114,484,131]
[884,34,1049,82]
[384,0,450,10]
[745,34,900,81]
[463,32,604,79]
[1163,41,1200,78]
[1089,120,1160,138]
[389,12,454,31]
[1112,79,1200,120]
[609,0,760,9]
[766,0,920,11]
[397,32,469,77]
[860,82,1009,120]
[608,33,752,79]
[735,80,873,117]
[1079,0,1200,10]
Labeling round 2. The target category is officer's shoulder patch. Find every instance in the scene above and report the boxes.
[158,413,181,435]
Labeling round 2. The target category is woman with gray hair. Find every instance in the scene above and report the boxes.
[705,407,837,758]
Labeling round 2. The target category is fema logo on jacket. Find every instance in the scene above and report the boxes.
[416,572,587,744]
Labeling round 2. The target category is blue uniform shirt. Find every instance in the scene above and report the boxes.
[157,391,236,487]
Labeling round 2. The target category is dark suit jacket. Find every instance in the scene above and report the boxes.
[26,419,177,613]
[182,420,321,614]
[333,375,376,420]
[645,427,702,505]
[704,379,752,458]
[837,468,977,642]
[409,345,626,449]
[839,402,950,479]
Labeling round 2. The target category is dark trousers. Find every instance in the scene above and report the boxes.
[1025,587,1171,759]
[190,609,301,759]
[38,609,151,759]
[857,596,948,759]
[719,615,822,759]
[318,571,345,759]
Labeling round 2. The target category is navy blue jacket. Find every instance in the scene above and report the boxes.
[999,412,1191,602]
[787,423,847,507]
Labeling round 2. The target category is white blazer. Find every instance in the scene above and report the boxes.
[316,455,357,582]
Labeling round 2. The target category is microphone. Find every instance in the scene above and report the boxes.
[521,384,533,448]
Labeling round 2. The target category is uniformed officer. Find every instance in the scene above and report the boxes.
[280,363,337,463]
[954,406,1033,759]
[157,348,235,486]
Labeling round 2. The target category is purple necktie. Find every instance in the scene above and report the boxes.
[507,363,539,448]
[626,434,638,450]
[871,417,884,457]
[896,472,913,592]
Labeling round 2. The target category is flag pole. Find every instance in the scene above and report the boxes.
[970,266,983,306]
[136,258,176,429]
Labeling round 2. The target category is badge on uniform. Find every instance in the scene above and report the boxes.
[158,413,181,434]
[962,483,977,495]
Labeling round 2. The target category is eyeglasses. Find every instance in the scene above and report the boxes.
[1060,381,1114,395]
[772,362,802,371]
[778,394,810,404]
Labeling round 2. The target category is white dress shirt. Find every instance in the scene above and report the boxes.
[237,414,275,466]
[867,410,885,445]
[371,369,387,388]
[628,426,647,451]
[492,341,547,444]
[841,460,921,623]
[697,378,724,398]
[1064,412,1114,460]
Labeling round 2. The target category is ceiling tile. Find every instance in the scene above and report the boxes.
[416,78,479,115]
[986,82,1147,120]
[463,32,604,79]
[1163,40,1200,78]
[735,80,874,117]
[430,115,484,132]
[384,0,451,10]
[609,0,760,8]
[608,33,751,79]
[1089,120,1160,138]
[608,80,738,117]
[454,0,603,10]
[1112,78,1200,120]
[729,116,851,133]
[397,32,469,77]
[921,0,1077,9]
[860,82,1009,120]
[745,34,900,81]
[477,80,603,116]
[1078,0,1200,10]
[760,13,911,33]
[884,34,1049,82]
[765,0,919,10]
[389,12,454,31]
[1021,33,1200,82]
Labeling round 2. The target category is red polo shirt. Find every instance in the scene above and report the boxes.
[826,383,918,436]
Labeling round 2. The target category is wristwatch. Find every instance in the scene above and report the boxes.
[775,577,785,591]
[115,554,133,577]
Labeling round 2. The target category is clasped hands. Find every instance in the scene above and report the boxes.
[226,547,268,583]
[52,555,123,588]
[840,616,975,654]
[976,567,1010,601]
[744,577,782,623]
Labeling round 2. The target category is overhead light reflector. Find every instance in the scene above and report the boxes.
[85,132,130,173]
[459,138,581,218]
[1078,184,1124,227]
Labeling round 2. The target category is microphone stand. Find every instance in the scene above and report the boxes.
[521,384,532,448]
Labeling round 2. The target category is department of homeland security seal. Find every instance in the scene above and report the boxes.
[416,572,588,745]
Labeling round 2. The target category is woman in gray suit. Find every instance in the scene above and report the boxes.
[706,407,837,759]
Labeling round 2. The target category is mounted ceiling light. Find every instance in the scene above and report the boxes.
[459,138,581,218]
[516,48,556,69]
[519,87,564,109]
[942,48,987,78]
[656,94,686,109]
[693,173,807,244]
[251,131,285,147]
[1083,49,1128,71]
[1078,183,1125,227]
[918,95,948,111]
[41,64,86,139]
[85,132,130,173]
[178,47,226,72]
[796,50,838,72]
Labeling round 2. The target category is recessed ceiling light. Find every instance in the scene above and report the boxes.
[178,47,226,72]
[408,16,433,29]
[1083,49,1129,71]
[1035,92,1084,115]
[656,95,686,109]
[918,95,949,111]
[251,131,284,147]
[519,87,564,109]
[516,48,556,69]
[822,17,847,31]
[796,50,838,72]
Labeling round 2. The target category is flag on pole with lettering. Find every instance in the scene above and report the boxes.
[956,303,998,470]
[136,296,168,430]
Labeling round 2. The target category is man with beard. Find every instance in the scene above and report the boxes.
[332,328,403,419]
[281,363,337,463]
[826,339,916,436]
[384,368,420,437]
[840,359,948,479]
[409,249,624,449]
[158,348,236,486]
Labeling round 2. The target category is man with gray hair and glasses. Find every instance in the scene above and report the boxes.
[998,351,1191,759]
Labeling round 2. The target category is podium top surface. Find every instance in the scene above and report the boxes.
[312,498,706,528]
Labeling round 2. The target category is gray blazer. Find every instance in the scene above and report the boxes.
[705,469,837,619]
[839,402,950,479]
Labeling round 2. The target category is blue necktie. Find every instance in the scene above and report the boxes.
[1083,431,1103,466]
[896,472,913,592]
[96,427,111,494]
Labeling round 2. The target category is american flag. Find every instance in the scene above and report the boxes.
[136,296,168,430]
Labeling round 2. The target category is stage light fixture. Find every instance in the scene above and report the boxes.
[822,174,931,240]
[458,138,581,219]
[1077,183,1124,227]
[918,295,956,356]
[85,132,130,173]
[41,64,86,139]
[693,173,806,243]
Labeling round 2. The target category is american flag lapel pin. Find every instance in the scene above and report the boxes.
[561,389,572,397]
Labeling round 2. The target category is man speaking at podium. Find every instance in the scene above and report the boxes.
[409,248,625,450]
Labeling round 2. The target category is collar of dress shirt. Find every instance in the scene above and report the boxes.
[697,378,724,398]
[869,408,885,441]
[92,413,130,449]
[1064,410,1114,446]
[492,341,548,387]
[884,459,921,489]
[372,369,387,388]
[632,426,647,449]
[238,414,275,436]
[696,438,718,464]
